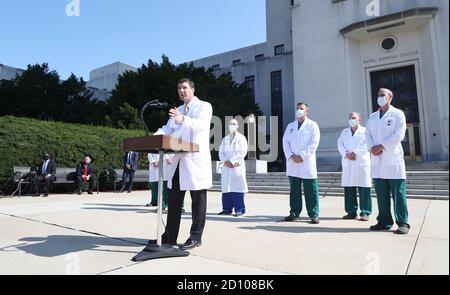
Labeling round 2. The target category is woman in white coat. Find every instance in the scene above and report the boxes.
[147,153,173,210]
[218,119,248,216]
[337,112,372,221]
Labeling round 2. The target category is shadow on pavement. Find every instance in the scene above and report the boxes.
[238,225,377,234]
[2,235,148,257]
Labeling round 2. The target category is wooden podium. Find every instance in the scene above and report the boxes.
[123,135,199,261]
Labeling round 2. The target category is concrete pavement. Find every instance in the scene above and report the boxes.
[0,191,448,275]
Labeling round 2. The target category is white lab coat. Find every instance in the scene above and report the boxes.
[365,106,407,179]
[337,126,372,187]
[147,153,174,182]
[219,132,249,193]
[156,96,213,191]
[283,118,321,179]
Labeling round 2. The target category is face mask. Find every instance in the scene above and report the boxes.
[377,96,388,107]
[229,125,238,133]
[296,109,305,119]
[349,119,359,128]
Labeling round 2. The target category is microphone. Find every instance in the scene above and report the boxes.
[147,100,168,109]
[141,99,169,135]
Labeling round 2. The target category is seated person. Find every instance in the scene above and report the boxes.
[75,155,96,195]
[22,165,39,196]
[36,153,56,197]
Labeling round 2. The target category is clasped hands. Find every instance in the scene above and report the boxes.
[152,159,173,168]
[290,155,304,163]
[224,161,239,169]
[371,145,385,156]
[345,152,357,161]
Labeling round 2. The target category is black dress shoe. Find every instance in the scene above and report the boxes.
[343,214,357,220]
[284,214,299,222]
[43,193,49,197]
[370,223,391,231]
[218,211,232,215]
[88,190,93,195]
[179,239,201,251]
[77,190,82,195]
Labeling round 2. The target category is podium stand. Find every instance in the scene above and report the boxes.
[123,135,199,261]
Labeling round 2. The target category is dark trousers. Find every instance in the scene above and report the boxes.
[163,165,207,245]
[76,175,96,192]
[34,175,52,194]
[222,192,245,214]
[121,168,135,192]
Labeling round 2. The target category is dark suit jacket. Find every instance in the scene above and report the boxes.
[38,160,56,181]
[123,151,138,171]
[76,162,94,177]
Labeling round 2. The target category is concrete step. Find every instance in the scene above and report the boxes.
[215,180,449,189]
[208,186,448,201]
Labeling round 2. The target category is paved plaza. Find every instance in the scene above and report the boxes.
[0,191,448,275]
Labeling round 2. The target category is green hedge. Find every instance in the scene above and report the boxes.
[0,116,149,192]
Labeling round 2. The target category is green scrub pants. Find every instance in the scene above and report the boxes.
[288,177,320,218]
[344,187,372,216]
[150,181,169,210]
[373,179,410,228]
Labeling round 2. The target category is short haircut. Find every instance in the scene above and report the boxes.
[349,112,361,118]
[379,88,393,98]
[178,78,195,89]
[297,102,310,110]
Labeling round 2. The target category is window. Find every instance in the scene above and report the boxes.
[232,59,242,65]
[274,44,285,56]
[255,54,265,61]
[270,70,284,166]
[245,75,256,103]
[381,37,397,51]
[212,64,220,70]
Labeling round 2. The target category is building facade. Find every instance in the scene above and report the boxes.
[293,0,449,163]
[0,63,24,81]
[86,62,137,100]
[190,0,449,167]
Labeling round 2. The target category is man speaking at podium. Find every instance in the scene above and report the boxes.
[155,78,213,250]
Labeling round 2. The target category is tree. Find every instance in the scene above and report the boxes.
[0,63,107,125]
[107,55,262,131]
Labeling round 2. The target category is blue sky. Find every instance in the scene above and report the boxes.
[0,0,266,80]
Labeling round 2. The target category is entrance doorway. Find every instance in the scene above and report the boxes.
[370,65,422,161]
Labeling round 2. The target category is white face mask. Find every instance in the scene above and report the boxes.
[348,119,359,128]
[228,125,238,133]
[377,96,389,107]
[296,109,305,119]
